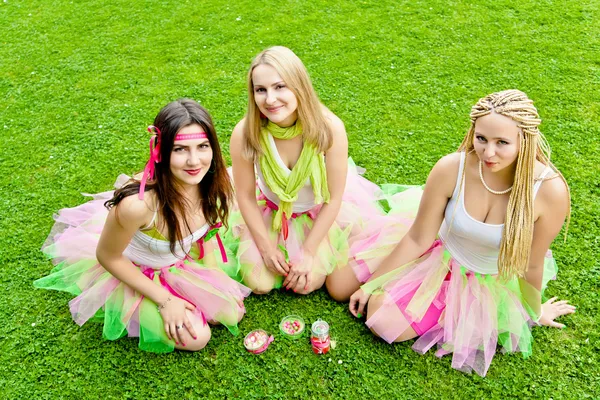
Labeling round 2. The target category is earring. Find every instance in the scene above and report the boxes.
[208,161,216,174]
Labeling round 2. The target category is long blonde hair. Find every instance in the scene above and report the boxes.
[456,90,570,279]
[242,46,332,160]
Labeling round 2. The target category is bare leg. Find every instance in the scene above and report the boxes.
[239,251,279,295]
[207,304,245,326]
[325,265,361,302]
[174,310,212,351]
[367,292,418,343]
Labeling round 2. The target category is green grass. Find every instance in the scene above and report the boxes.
[1,0,599,398]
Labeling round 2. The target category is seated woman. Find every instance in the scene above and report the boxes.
[348,90,575,376]
[228,46,394,295]
[35,99,251,353]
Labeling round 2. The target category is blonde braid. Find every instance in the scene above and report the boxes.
[456,90,570,279]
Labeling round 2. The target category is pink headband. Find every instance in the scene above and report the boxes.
[138,127,209,199]
[175,132,208,141]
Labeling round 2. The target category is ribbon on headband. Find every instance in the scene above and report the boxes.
[139,125,162,200]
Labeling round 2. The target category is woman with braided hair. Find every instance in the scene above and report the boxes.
[348,90,575,376]
[228,46,394,295]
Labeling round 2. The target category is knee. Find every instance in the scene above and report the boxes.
[369,326,382,339]
[366,293,385,318]
[251,283,274,295]
[366,299,386,339]
[370,327,416,343]
[209,304,245,327]
[366,294,417,343]
[325,276,355,302]
[393,329,418,342]
[325,279,349,302]
[221,306,246,326]
[325,268,360,302]
[184,324,211,351]
[241,268,276,295]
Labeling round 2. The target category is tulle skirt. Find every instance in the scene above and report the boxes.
[34,180,251,353]
[224,160,403,291]
[358,186,558,377]
[346,184,422,282]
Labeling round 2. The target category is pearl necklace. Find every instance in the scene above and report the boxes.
[479,161,513,195]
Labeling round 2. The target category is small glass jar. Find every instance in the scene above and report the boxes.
[310,320,330,355]
[244,329,273,354]
[280,315,305,339]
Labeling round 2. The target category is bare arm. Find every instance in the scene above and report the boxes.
[525,176,570,291]
[283,114,348,290]
[367,154,458,281]
[302,114,348,254]
[96,195,197,344]
[230,120,290,275]
[96,196,172,305]
[349,153,459,316]
[524,175,574,328]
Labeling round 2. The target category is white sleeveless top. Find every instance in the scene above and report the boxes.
[255,133,317,213]
[438,152,552,274]
[122,214,209,268]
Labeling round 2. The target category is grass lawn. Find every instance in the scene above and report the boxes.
[1,0,598,398]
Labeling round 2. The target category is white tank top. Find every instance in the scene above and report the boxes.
[122,218,209,269]
[255,133,317,213]
[438,152,552,274]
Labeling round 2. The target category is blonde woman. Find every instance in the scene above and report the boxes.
[348,90,575,376]
[228,46,393,295]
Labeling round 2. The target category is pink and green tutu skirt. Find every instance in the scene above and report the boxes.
[347,184,422,282]
[358,186,558,377]
[34,178,251,353]
[224,160,399,291]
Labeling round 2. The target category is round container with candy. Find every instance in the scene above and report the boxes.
[244,329,274,354]
[279,315,305,339]
[311,319,330,355]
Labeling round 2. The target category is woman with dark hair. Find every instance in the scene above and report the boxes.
[35,99,250,353]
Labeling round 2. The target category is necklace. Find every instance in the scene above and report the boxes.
[479,161,513,195]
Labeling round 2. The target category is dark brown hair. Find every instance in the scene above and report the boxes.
[105,99,233,255]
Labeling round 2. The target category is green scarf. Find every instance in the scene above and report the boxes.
[258,121,330,232]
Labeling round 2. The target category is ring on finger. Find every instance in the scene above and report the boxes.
[176,325,183,330]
